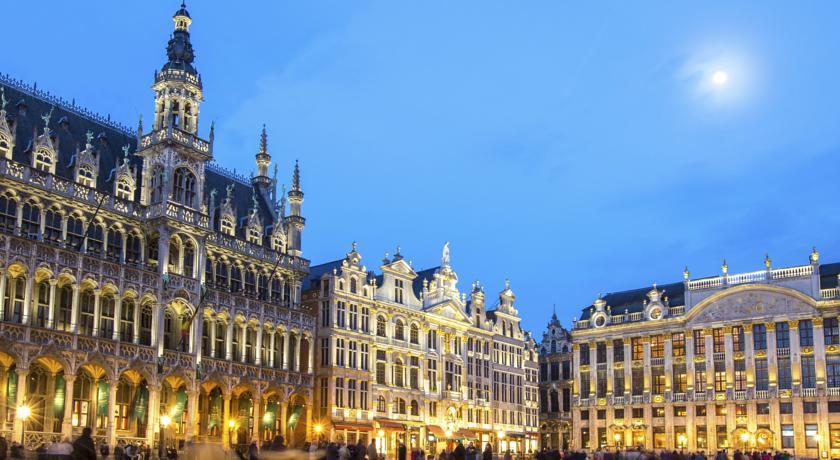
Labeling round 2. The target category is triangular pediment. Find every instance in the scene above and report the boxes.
[383,259,416,277]
[424,301,471,323]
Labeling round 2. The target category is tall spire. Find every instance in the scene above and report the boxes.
[260,124,268,154]
[253,124,272,186]
[292,159,301,191]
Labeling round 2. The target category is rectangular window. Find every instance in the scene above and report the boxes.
[336,339,345,367]
[349,304,358,330]
[694,330,705,355]
[780,402,793,414]
[632,368,644,396]
[714,371,726,392]
[826,318,840,346]
[828,355,840,388]
[320,301,330,327]
[651,335,664,359]
[632,338,643,360]
[347,379,356,409]
[803,401,818,414]
[335,378,344,408]
[732,326,744,352]
[753,323,767,350]
[755,358,769,391]
[802,356,817,388]
[831,423,840,449]
[734,359,746,391]
[712,328,725,353]
[806,424,819,448]
[696,426,707,450]
[550,362,560,381]
[614,370,625,395]
[580,344,590,365]
[672,332,685,357]
[778,358,792,389]
[652,370,665,395]
[596,342,607,363]
[360,381,368,410]
[799,320,814,347]
[695,370,706,391]
[336,302,346,328]
[673,365,687,393]
[320,338,329,366]
[776,322,790,348]
[781,425,794,449]
[613,339,625,362]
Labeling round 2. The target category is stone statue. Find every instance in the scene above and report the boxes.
[86,131,94,145]
[41,106,54,129]
[225,183,235,199]
[251,191,258,211]
[442,241,450,267]
[121,145,130,159]
[0,87,7,110]
[209,188,217,201]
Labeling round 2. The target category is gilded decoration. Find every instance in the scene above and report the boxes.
[801,346,814,355]
[694,355,706,363]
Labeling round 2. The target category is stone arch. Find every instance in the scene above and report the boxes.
[686,284,820,327]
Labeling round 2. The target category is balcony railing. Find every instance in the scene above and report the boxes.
[822,288,840,300]
[755,390,769,399]
[777,347,791,357]
[687,265,813,291]
[802,387,817,397]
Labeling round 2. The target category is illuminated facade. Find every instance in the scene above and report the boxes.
[0,3,314,450]
[537,313,573,450]
[569,252,840,458]
[302,244,540,456]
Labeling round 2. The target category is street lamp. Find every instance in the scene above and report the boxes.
[314,424,323,441]
[159,414,172,460]
[16,405,31,447]
[497,431,506,454]
[740,432,750,451]
[677,434,687,449]
[228,419,237,450]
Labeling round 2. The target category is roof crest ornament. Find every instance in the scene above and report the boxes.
[442,241,451,267]
[121,144,130,160]
[41,106,54,131]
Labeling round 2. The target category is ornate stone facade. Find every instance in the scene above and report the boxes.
[0,4,314,451]
[537,312,573,450]
[302,244,540,457]
[568,253,840,458]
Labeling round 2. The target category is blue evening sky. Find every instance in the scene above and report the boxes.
[6,2,840,336]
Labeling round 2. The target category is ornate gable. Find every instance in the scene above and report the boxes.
[425,301,472,323]
[31,107,57,173]
[686,285,819,327]
[74,131,100,187]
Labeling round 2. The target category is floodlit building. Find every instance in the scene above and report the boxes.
[537,312,573,450]
[0,3,314,450]
[302,244,540,456]
[569,252,840,458]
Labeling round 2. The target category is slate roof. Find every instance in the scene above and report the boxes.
[411,267,438,298]
[820,262,840,289]
[302,259,344,291]
[0,78,281,243]
[577,281,685,321]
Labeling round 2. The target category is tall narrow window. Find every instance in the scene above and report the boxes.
[120,299,135,342]
[99,295,115,338]
[21,203,40,239]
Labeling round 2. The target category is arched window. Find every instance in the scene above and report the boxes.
[245,326,257,364]
[33,280,49,328]
[56,285,73,332]
[394,320,405,341]
[120,299,135,342]
[139,304,153,346]
[247,227,262,244]
[350,278,357,294]
[230,265,242,292]
[244,270,256,296]
[99,295,115,338]
[21,202,40,239]
[72,371,94,427]
[0,135,10,158]
[116,177,133,200]
[78,290,95,335]
[77,165,95,187]
[168,238,181,273]
[0,195,17,232]
[394,359,404,387]
[214,260,227,288]
[376,316,386,337]
[65,215,84,249]
[173,167,197,208]
[87,223,104,256]
[44,209,62,244]
[106,229,123,262]
[149,165,165,204]
[410,324,419,344]
[220,217,234,236]
[551,340,557,354]
[3,275,25,323]
[183,239,196,278]
[410,400,419,416]
[34,148,53,172]
[126,232,142,265]
[216,322,226,359]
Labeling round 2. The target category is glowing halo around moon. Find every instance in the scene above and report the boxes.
[712,70,729,86]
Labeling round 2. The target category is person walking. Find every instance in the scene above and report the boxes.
[367,440,378,460]
[483,444,493,460]
[72,428,97,460]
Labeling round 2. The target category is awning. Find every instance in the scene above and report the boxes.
[376,419,405,430]
[456,429,477,439]
[505,432,526,439]
[334,422,374,431]
[427,426,446,437]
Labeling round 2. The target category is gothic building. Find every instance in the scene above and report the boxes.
[301,243,540,456]
[0,3,314,450]
[538,312,573,450]
[569,252,840,458]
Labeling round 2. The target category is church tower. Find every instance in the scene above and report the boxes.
[152,2,202,134]
[285,161,305,256]
[252,125,273,189]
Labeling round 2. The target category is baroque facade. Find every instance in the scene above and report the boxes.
[568,252,840,458]
[301,244,540,456]
[537,312,573,450]
[0,3,315,451]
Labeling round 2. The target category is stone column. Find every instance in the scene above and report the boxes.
[222,394,232,449]
[269,332,276,368]
[255,328,264,366]
[21,275,34,325]
[146,385,161,446]
[308,337,315,373]
[62,374,76,437]
[767,323,778,391]
[133,303,141,344]
[789,320,802,392]
[226,320,234,361]
[0,269,6,321]
[664,336,674,395]
[704,329,714,393]
[12,368,28,445]
[642,336,652,396]
[47,279,58,329]
[282,331,290,370]
[588,342,597,400]
[279,401,288,438]
[623,339,632,399]
[294,334,302,372]
[724,327,735,393]
[210,321,217,358]
[69,284,80,333]
[744,325,755,394]
[186,389,198,441]
[686,331,696,395]
[571,344,580,400]
[108,379,118,447]
[814,318,827,388]
[112,296,123,341]
[251,397,262,443]
[240,325,248,364]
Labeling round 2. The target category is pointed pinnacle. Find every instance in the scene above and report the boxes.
[292,159,300,191]
[259,124,268,154]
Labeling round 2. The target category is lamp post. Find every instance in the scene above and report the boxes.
[16,405,31,447]
[228,419,237,451]
[497,430,506,456]
[677,434,687,450]
[740,432,750,451]
[159,414,171,460]
[314,424,323,442]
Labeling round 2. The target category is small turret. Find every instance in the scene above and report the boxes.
[252,124,273,189]
[285,160,305,256]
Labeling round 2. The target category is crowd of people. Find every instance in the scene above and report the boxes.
[535,448,797,460]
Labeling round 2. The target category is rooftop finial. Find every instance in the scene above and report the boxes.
[441,241,451,267]
[137,113,143,136]
[811,246,820,264]
[722,258,728,274]
[683,266,690,280]
[292,159,300,191]
[209,120,215,144]
[259,124,267,154]
[764,253,772,270]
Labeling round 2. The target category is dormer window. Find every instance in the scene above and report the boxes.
[77,165,95,187]
[220,216,235,236]
[116,178,133,200]
[394,279,404,304]
[247,227,262,244]
[33,148,53,172]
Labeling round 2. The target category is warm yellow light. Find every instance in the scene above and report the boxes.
[377,429,385,438]
[614,434,622,442]
[445,430,453,438]
[314,424,323,433]
[228,420,236,429]
[740,433,749,442]
[712,71,728,86]
[678,434,687,445]
[16,405,31,420]
[813,434,821,442]
[160,415,171,427]
[497,430,506,439]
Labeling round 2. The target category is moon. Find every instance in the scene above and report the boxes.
[712,70,729,86]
